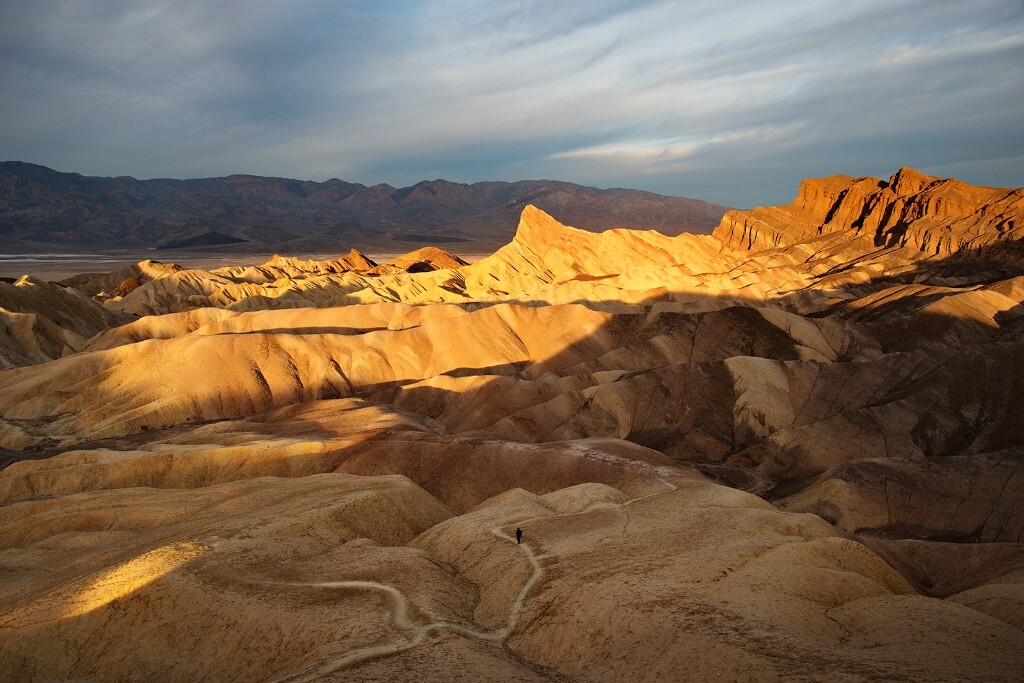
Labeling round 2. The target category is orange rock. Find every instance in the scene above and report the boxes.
[714,168,1022,256]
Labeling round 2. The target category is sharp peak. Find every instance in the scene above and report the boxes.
[513,204,583,242]
[519,204,565,225]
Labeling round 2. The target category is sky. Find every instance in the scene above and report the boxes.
[1,0,1022,207]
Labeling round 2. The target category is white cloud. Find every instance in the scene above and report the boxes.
[1,0,1021,205]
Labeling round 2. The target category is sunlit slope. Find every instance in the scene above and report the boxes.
[2,168,1023,681]
[3,459,1021,681]
[0,299,886,444]
[714,167,1024,255]
[0,276,130,369]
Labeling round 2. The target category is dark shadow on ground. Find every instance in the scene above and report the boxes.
[1,244,1023,595]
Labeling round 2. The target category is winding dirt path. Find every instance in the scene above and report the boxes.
[271,467,682,682]
[271,528,537,682]
[271,579,504,682]
[489,526,546,637]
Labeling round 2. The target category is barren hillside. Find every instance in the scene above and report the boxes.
[1,168,1022,682]
[0,162,729,253]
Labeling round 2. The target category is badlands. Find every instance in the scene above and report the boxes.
[0,167,1023,681]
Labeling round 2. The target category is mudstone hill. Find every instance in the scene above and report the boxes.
[0,167,1022,681]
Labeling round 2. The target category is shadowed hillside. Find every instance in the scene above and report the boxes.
[1,168,1022,682]
[0,161,729,252]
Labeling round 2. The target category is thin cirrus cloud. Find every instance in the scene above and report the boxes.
[0,0,1021,207]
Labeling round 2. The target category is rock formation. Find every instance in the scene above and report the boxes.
[714,167,1023,256]
[59,259,185,297]
[0,276,130,369]
[1,168,1022,681]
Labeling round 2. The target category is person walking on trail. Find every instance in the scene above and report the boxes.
[516,527,523,544]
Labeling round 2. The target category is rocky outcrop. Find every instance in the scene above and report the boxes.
[0,276,129,368]
[369,247,469,275]
[714,167,1023,257]
[60,258,185,297]
[254,249,376,276]
[460,204,729,297]
[2,169,1024,681]
[73,206,746,315]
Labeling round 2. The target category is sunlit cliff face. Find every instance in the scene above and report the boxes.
[1,170,1024,682]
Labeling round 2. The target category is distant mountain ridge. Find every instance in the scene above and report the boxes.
[0,161,729,251]
[3,170,1024,681]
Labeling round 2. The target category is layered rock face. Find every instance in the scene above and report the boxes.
[715,167,1023,256]
[0,276,130,369]
[1,169,1023,681]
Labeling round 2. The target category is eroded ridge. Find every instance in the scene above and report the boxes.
[2,170,1024,681]
[272,476,681,682]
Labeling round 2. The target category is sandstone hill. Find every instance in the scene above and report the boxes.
[1,169,1022,681]
[0,276,130,370]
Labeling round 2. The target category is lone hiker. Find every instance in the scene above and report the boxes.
[516,527,523,544]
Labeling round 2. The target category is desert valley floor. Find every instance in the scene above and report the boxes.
[1,168,1023,681]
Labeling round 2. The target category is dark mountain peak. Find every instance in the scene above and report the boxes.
[396,179,478,205]
[0,162,730,250]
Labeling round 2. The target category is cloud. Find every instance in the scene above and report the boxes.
[0,0,1021,206]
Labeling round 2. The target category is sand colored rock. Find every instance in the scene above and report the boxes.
[59,258,185,297]
[3,455,1021,681]
[369,247,469,275]
[2,169,1024,680]
[0,276,129,368]
[498,482,1022,681]
[0,473,461,682]
[83,307,238,351]
[212,249,378,283]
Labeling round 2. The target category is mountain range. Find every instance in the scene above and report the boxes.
[1,167,1023,681]
[0,161,728,252]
